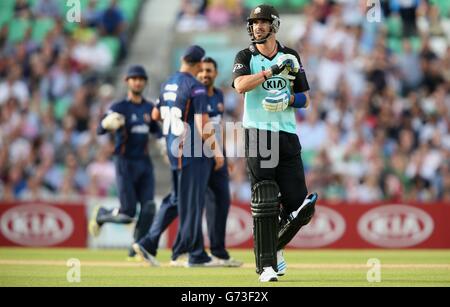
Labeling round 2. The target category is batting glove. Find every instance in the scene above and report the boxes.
[262,90,291,112]
[270,54,300,80]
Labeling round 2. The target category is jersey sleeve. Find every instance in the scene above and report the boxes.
[231,49,252,88]
[284,48,310,93]
[191,85,208,115]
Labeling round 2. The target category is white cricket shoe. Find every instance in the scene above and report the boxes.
[186,257,223,268]
[259,267,278,282]
[88,206,102,237]
[211,256,243,268]
[277,250,287,276]
[170,254,188,267]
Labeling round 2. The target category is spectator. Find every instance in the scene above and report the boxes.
[98,0,127,59]
[33,0,61,19]
[176,0,209,32]
[296,107,328,151]
[83,0,101,28]
[14,0,32,18]
[353,174,383,203]
[53,115,79,164]
[206,0,232,29]
[86,146,115,197]
[397,39,423,94]
[0,65,30,107]
[99,0,126,36]
[390,0,419,37]
[58,172,81,201]
[179,0,207,18]
[324,174,347,202]
[20,172,52,200]
[71,32,113,72]
[45,52,82,102]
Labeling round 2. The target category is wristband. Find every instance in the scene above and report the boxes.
[291,93,307,108]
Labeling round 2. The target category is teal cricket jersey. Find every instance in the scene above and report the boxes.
[232,42,310,134]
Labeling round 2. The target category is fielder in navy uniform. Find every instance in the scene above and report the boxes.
[89,65,162,260]
[132,57,242,267]
[199,57,242,267]
[133,46,225,267]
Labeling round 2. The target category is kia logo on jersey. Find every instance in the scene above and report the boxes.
[0,204,74,247]
[357,205,434,248]
[262,77,287,91]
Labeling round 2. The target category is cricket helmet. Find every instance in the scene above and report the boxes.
[247,4,280,44]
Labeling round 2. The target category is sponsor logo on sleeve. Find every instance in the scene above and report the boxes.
[192,88,206,96]
[233,64,244,73]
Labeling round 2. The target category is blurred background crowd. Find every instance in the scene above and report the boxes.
[0,0,135,201]
[0,0,449,204]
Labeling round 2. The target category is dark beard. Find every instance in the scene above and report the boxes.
[131,89,143,96]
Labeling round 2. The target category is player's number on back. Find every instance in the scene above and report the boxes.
[160,106,184,136]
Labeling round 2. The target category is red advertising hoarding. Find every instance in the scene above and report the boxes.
[168,202,450,249]
[0,202,87,247]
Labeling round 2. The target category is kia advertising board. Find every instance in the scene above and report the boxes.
[0,202,87,247]
[357,205,435,248]
[167,202,450,249]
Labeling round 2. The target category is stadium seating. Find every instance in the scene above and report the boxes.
[243,0,310,10]
[431,0,450,17]
[1,0,142,64]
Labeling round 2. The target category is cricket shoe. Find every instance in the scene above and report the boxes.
[186,257,223,268]
[126,254,143,262]
[259,267,278,282]
[132,243,160,267]
[277,250,287,276]
[211,256,243,268]
[88,206,103,237]
[170,254,188,267]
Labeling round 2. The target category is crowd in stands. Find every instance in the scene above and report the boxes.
[0,0,139,201]
[176,0,248,32]
[223,0,450,203]
[1,0,449,204]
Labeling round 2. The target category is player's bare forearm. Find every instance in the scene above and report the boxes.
[211,134,225,171]
[195,114,224,168]
[152,108,161,121]
[234,70,273,94]
[195,114,220,146]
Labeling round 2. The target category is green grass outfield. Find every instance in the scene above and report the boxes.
[0,248,449,287]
